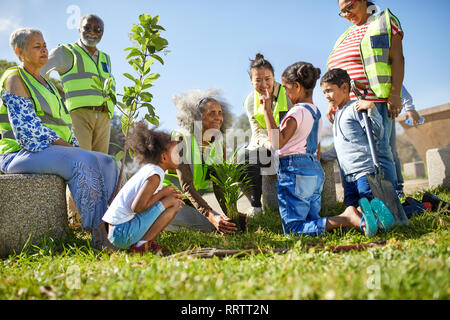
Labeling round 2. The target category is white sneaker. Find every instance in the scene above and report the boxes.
[246,206,262,217]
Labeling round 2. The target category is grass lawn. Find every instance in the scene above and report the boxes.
[0,187,449,300]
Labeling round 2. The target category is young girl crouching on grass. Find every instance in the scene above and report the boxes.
[102,121,184,255]
[262,62,364,237]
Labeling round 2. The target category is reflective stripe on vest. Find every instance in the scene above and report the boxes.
[246,85,288,129]
[0,67,72,154]
[61,43,116,116]
[327,9,401,99]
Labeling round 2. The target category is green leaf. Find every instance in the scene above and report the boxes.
[126,48,143,60]
[108,92,117,105]
[143,73,160,85]
[150,54,164,65]
[123,73,137,84]
[139,14,151,26]
[120,115,131,135]
[142,102,155,115]
[132,25,143,33]
[145,114,159,125]
[114,151,124,163]
[143,58,155,74]
[139,92,153,102]
[150,15,160,26]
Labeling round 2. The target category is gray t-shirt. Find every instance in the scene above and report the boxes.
[333,100,384,181]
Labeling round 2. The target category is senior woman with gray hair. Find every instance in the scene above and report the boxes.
[0,28,119,248]
[166,89,247,234]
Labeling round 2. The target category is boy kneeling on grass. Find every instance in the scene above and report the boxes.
[320,68,434,236]
[102,121,184,255]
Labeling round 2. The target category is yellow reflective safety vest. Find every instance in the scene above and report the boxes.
[61,43,115,118]
[328,9,402,99]
[163,133,224,192]
[0,67,73,154]
[245,83,288,129]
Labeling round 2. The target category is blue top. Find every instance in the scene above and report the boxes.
[1,89,79,152]
[333,100,384,181]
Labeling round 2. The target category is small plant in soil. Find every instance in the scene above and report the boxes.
[209,151,252,232]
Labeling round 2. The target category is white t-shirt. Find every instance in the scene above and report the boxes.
[102,164,166,225]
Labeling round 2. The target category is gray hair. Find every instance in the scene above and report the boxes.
[9,28,43,61]
[79,14,104,29]
[173,88,233,135]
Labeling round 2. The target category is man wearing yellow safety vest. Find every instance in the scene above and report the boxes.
[41,13,115,154]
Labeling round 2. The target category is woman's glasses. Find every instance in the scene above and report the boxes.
[339,0,359,17]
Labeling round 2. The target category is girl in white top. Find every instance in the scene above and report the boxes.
[103,122,184,254]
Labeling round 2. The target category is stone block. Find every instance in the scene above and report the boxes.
[0,174,69,258]
[321,159,337,209]
[334,170,341,183]
[404,161,426,178]
[426,148,450,189]
[262,174,279,210]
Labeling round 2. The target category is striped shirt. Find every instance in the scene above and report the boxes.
[328,15,403,102]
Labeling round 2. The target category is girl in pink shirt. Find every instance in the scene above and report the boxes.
[262,61,326,235]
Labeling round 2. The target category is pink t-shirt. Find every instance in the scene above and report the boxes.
[277,103,322,158]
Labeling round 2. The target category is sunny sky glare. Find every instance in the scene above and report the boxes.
[1,0,449,134]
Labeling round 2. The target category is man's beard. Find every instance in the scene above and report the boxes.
[81,34,101,47]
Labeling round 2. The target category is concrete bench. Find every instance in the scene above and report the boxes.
[262,174,279,210]
[0,174,69,258]
[426,148,450,189]
[404,161,426,178]
[321,159,337,210]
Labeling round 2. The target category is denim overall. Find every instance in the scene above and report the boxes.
[277,104,327,236]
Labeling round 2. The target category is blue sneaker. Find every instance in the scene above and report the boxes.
[358,198,378,237]
[370,198,396,232]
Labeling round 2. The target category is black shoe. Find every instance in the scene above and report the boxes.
[404,197,422,207]
[422,192,449,213]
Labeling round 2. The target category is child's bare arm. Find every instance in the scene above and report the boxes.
[261,89,297,150]
[131,176,182,213]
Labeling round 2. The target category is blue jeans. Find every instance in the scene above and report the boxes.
[343,175,374,207]
[108,201,166,249]
[277,154,327,236]
[375,102,398,189]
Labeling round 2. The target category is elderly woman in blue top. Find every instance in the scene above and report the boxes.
[0,28,119,249]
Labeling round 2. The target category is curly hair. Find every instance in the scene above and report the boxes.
[126,121,173,165]
[172,88,233,135]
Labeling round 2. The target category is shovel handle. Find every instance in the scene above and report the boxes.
[361,110,380,171]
